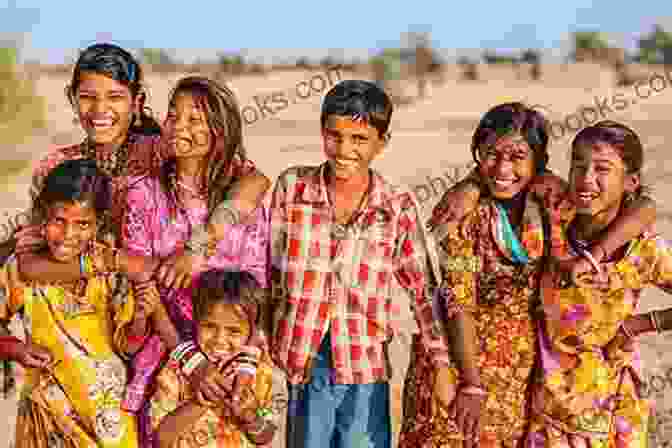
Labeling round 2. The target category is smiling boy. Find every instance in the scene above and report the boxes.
[267,80,451,448]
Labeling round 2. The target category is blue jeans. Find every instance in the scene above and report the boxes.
[285,330,391,448]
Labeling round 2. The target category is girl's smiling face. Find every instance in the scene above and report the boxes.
[197,302,251,362]
[75,71,138,147]
[569,141,640,216]
[164,91,213,160]
[44,201,97,262]
[477,133,536,199]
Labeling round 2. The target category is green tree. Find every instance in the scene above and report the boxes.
[140,48,175,67]
[571,31,609,61]
[636,24,672,64]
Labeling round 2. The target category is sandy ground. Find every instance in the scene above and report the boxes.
[1,63,672,446]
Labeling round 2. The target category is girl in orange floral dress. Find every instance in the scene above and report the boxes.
[398,103,656,448]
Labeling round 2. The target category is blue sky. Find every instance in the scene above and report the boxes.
[2,0,672,64]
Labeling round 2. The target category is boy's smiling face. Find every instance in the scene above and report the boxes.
[321,115,387,180]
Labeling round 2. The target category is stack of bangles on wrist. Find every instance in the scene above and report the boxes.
[233,348,260,377]
[80,247,120,276]
[171,341,208,377]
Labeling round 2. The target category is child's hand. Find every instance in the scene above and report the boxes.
[133,281,161,320]
[190,361,231,406]
[16,342,52,369]
[429,185,480,233]
[14,225,44,255]
[156,252,205,290]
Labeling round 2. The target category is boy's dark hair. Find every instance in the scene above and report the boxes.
[320,80,393,137]
[471,102,550,174]
[193,269,261,323]
[66,42,162,136]
[36,159,112,222]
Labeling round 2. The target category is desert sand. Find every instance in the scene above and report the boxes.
[1,63,672,446]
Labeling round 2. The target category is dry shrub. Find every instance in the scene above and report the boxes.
[0,47,46,156]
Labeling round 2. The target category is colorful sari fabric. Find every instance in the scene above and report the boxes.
[121,175,269,446]
[525,223,672,447]
[149,352,275,448]
[0,255,138,447]
[399,193,548,448]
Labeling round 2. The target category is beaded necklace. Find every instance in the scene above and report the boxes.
[80,133,134,178]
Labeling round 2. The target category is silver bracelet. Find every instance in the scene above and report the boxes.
[212,202,241,226]
[184,224,209,256]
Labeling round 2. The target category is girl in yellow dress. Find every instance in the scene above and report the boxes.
[149,269,277,448]
[0,158,157,447]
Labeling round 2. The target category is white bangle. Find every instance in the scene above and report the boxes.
[182,351,207,377]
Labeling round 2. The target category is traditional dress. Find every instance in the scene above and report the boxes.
[149,352,275,448]
[399,192,549,448]
[525,211,667,447]
[0,255,138,447]
[122,175,269,446]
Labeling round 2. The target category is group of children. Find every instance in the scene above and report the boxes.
[0,40,668,448]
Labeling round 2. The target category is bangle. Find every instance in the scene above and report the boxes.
[182,351,207,377]
[580,249,601,274]
[621,321,635,339]
[650,310,663,334]
[170,341,197,363]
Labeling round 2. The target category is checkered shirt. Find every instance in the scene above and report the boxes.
[268,163,452,385]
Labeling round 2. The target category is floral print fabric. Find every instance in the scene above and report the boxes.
[0,255,138,447]
[399,193,548,448]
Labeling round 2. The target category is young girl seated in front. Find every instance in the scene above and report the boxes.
[149,269,277,448]
[0,159,154,447]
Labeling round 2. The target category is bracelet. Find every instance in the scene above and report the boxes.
[170,341,197,363]
[459,385,488,396]
[621,321,635,339]
[184,225,209,257]
[212,202,241,226]
[182,351,207,377]
[650,310,663,334]
[580,248,601,274]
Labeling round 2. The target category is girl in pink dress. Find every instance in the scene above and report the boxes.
[120,76,269,447]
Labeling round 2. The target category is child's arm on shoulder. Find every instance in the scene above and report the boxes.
[594,195,656,262]
[428,167,481,229]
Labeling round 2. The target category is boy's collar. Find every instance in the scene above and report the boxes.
[297,163,395,216]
